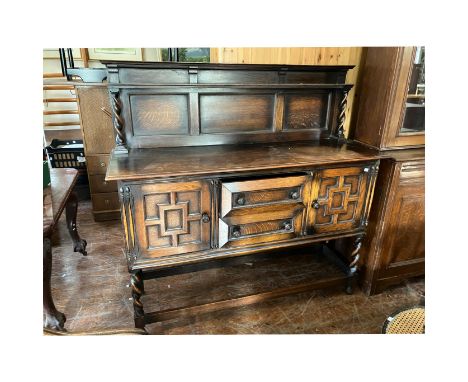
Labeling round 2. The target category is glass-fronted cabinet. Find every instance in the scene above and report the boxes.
[401,46,425,134]
[354,46,425,149]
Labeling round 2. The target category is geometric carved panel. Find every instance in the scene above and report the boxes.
[144,190,202,250]
[311,167,368,233]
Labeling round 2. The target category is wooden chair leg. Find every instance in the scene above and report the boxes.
[65,191,87,256]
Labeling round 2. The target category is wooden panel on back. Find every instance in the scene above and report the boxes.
[118,69,190,84]
[198,70,278,84]
[129,94,189,136]
[284,94,329,130]
[200,94,274,133]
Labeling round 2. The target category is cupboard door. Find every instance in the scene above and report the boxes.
[308,166,371,234]
[131,180,212,258]
[219,175,310,248]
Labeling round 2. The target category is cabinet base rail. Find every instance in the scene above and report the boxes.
[129,242,361,330]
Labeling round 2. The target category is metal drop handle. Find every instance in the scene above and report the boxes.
[232,226,241,238]
[236,194,246,206]
[202,213,210,223]
[312,200,320,209]
[282,220,292,231]
[289,190,299,200]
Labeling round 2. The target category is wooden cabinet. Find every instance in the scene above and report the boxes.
[361,151,425,295]
[351,47,425,295]
[104,62,381,329]
[353,47,425,150]
[76,86,120,221]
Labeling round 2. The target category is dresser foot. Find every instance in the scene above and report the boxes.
[66,191,88,256]
[43,237,66,331]
[131,270,145,329]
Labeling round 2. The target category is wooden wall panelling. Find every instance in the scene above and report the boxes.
[210,47,363,138]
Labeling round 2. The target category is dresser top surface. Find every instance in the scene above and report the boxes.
[103,61,355,72]
[106,140,379,181]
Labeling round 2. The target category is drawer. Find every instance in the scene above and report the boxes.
[219,175,310,248]
[86,155,110,175]
[89,174,117,193]
[400,160,425,181]
[91,192,120,212]
[220,175,309,217]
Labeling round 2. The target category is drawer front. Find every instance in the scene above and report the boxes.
[308,165,372,234]
[86,155,110,175]
[219,175,310,248]
[89,174,118,193]
[400,160,425,181]
[91,192,120,212]
[130,180,212,258]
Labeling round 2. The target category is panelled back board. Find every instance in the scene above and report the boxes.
[105,62,353,149]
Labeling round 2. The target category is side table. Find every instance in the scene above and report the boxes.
[43,168,87,331]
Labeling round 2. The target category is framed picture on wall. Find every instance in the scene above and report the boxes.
[43,48,82,59]
[87,48,143,61]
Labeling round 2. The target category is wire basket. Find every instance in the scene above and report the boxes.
[45,139,86,169]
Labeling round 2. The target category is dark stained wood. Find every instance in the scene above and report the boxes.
[102,62,381,330]
[106,62,353,148]
[145,276,348,324]
[284,93,329,130]
[353,47,424,149]
[43,168,87,331]
[43,168,79,236]
[131,94,189,136]
[360,150,425,295]
[350,49,426,295]
[200,94,275,133]
[47,202,424,334]
[308,165,371,234]
[91,192,120,212]
[106,140,379,181]
[130,180,212,259]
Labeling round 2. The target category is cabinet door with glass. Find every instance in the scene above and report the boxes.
[354,46,425,149]
[385,46,425,147]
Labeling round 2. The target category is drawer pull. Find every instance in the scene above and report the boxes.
[100,162,106,167]
[289,190,299,200]
[232,226,241,238]
[235,193,246,206]
[201,213,210,223]
[282,220,293,231]
[312,200,320,209]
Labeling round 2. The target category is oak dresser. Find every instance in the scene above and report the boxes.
[103,62,380,329]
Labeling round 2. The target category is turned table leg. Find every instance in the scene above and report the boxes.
[43,237,66,331]
[131,270,145,329]
[66,191,87,256]
[346,235,363,295]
